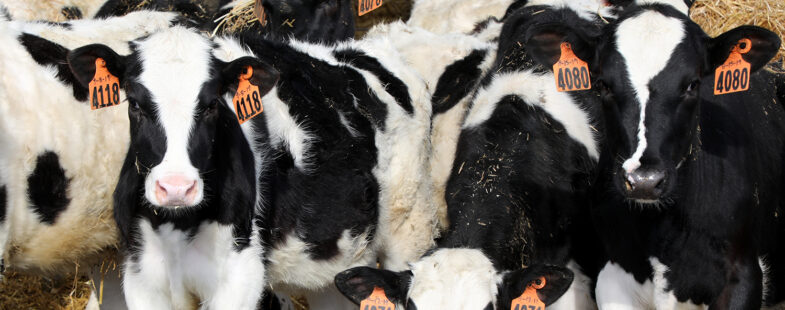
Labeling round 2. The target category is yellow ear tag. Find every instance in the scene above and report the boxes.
[553,42,591,92]
[232,66,263,125]
[511,276,546,310]
[714,38,752,95]
[360,287,395,310]
[88,58,121,110]
[358,0,383,16]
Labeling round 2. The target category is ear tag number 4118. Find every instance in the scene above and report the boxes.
[233,66,264,125]
[89,58,120,110]
[714,38,752,95]
[553,42,591,92]
[511,276,546,310]
[361,287,395,310]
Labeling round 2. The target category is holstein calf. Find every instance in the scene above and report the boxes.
[335,2,619,309]
[551,1,785,308]
[0,10,177,276]
[67,23,435,309]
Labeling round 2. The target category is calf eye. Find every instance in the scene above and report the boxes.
[128,98,140,111]
[686,80,700,94]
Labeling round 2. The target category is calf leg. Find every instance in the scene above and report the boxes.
[202,246,265,310]
[87,263,127,310]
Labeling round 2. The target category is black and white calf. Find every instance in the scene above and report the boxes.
[335,1,620,309]
[553,1,785,308]
[68,23,436,308]
[0,10,176,275]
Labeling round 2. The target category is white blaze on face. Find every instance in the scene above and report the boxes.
[137,27,214,207]
[408,248,500,309]
[616,11,685,174]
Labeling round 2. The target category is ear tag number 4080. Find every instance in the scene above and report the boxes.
[361,287,395,310]
[511,276,546,310]
[714,38,752,95]
[89,58,120,110]
[233,66,264,125]
[553,42,591,92]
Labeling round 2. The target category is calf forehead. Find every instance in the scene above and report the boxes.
[135,27,214,108]
[409,249,498,308]
[615,10,685,104]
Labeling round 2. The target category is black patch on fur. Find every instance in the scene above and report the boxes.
[432,49,487,115]
[18,33,87,101]
[0,186,6,223]
[333,49,413,115]
[27,151,71,225]
[61,6,83,19]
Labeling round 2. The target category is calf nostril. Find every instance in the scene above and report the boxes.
[155,180,168,202]
[625,179,633,192]
[185,181,198,198]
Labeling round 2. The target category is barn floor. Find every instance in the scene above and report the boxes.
[0,0,783,309]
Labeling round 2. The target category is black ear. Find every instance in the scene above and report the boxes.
[501,265,574,306]
[707,26,781,75]
[112,152,141,248]
[334,267,412,306]
[68,44,126,88]
[221,56,280,97]
[307,0,355,42]
[525,22,598,70]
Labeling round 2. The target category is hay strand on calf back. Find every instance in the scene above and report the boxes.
[691,0,785,69]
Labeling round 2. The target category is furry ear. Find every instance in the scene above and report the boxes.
[706,26,781,76]
[500,265,574,307]
[221,56,279,98]
[112,152,141,248]
[68,44,126,88]
[334,267,412,306]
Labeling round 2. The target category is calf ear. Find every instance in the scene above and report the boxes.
[525,23,598,70]
[67,44,126,88]
[334,267,412,306]
[501,265,574,306]
[221,56,279,98]
[707,26,781,75]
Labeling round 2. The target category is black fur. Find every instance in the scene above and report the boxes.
[19,34,87,101]
[334,49,414,115]
[431,49,488,116]
[60,6,83,19]
[0,185,7,223]
[27,151,71,225]
[227,0,354,43]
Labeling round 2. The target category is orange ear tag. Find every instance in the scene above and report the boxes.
[358,0,383,16]
[88,58,121,110]
[511,277,546,310]
[254,0,268,26]
[714,38,752,95]
[553,42,591,92]
[360,287,396,310]
[232,66,264,125]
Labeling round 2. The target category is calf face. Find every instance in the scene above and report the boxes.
[67,26,277,224]
[335,249,573,309]
[538,4,780,204]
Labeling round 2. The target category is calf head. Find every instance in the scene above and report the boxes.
[335,249,573,309]
[258,0,354,42]
[529,4,780,205]
[67,27,278,239]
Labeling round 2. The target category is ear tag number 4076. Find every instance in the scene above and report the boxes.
[553,42,591,92]
[511,276,546,310]
[233,66,264,125]
[714,38,752,95]
[89,58,120,110]
[361,287,395,310]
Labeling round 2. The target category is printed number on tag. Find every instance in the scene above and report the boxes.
[511,277,546,310]
[89,58,121,110]
[361,287,395,310]
[714,38,752,95]
[358,0,383,16]
[233,66,264,124]
[553,42,591,92]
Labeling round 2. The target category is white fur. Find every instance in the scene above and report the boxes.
[123,220,265,310]
[525,0,617,21]
[636,0,690,14]
[407,248,500,309]
[0,13,173,274]
[0,0,109,21]
[135,26,212,207]
[407,0,514,35]
[616,11,685,174]
[649,257,706,309]
[595,260,706,310]
[464,71,600,160]
[549,260,597,310]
